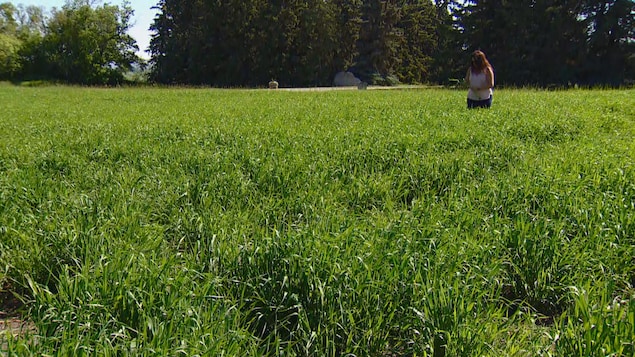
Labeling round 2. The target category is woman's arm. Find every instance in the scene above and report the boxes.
[485,67,494,88]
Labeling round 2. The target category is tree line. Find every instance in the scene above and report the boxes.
[1,0,634,87]
[0,0,138,85]
[148,0,442,86]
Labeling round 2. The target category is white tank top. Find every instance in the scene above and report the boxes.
[468,71,492,100]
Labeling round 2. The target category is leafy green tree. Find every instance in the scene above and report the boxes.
[0,2,44,80]
[0,2,19,79]
[9,4,48,81]
[14,3,47,39]
[0,31,20,79]
[0,2,17,33]
[22,0,139,84]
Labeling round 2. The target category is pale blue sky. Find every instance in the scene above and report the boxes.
[11,0,158,59]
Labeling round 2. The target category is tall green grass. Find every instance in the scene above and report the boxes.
[1,86,634,356]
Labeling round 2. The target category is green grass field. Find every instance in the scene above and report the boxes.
[1,85,634,356]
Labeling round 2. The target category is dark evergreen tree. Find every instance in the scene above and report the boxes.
[148,0,444,86]
[430,0,472,84]
[394,0,438,83]
[460,0,586,86]
[331,0,363,75]
[148,0,196,84]
[353,0,403,83]
[579,0,635,84]
[249,0,340,86]
[284,0,340,86]
[150,0,346,86]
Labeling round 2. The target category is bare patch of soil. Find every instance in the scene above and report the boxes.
[1,288,35,350]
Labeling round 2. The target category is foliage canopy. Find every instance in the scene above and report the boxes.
[148,0,635,86]
[1,0,140,84]
[0,0,634,86]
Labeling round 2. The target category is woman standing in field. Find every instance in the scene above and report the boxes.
[465,50,494,109]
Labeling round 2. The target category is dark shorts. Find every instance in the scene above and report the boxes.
[467,95,492,109]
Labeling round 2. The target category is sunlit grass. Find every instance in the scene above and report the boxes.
[1,86,634,355]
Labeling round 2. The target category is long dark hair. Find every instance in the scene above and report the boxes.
[470,50,492,73]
